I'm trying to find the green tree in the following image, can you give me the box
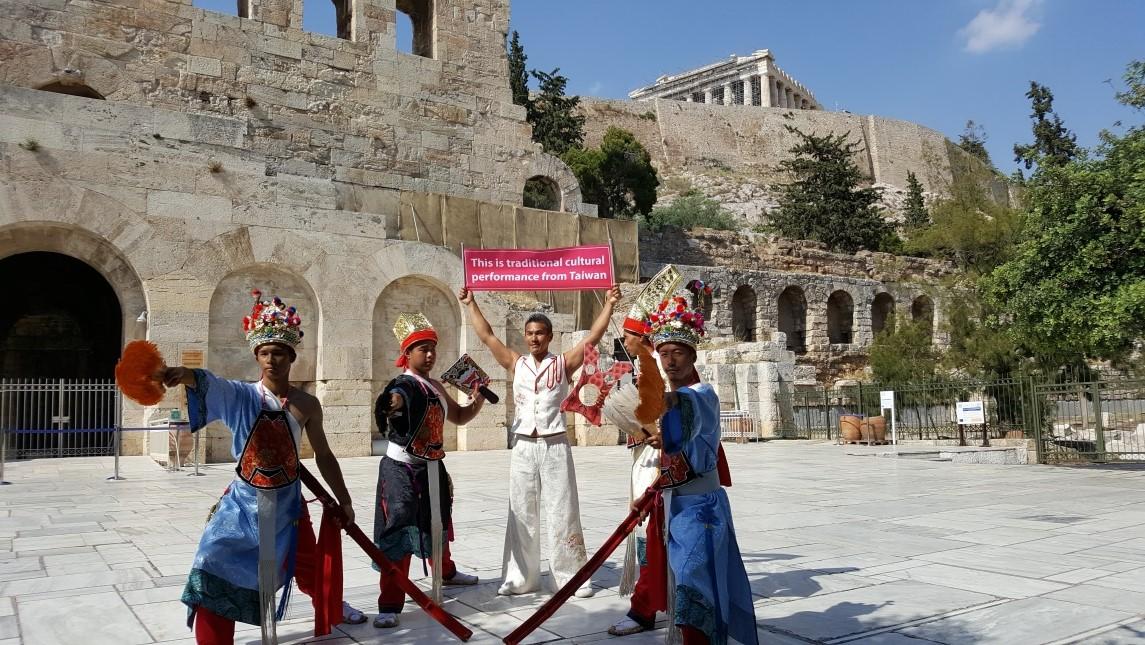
[957,120,993,169]
[902,171,929,229]
[987,61,1145,362]
[563,127,659,219]
[1013,81,1080,171]
[507,31,530,109]
[527,69,585,156]
[769,125,896,253]
[869,319,938,384]
[906,155,1021,275]
[642,190,738,231]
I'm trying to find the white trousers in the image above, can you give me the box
[500,433,590,593]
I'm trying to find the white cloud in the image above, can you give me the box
[960,0,1042,54]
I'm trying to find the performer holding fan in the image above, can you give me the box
[118,290,361,644]
[371,313,485,629]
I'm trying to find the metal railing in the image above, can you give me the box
[1035,379,1145,464]
[0,379,119,458]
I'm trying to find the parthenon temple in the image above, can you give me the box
[628,49,820,110]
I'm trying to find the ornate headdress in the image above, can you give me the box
[647,294,706,349]
[623,265,682,336]
[243,289,303,353]
[393,312,438,367]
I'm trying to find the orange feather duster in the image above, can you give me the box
[115,340,168,406]
[633,344,666,425]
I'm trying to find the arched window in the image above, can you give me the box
[827,290,854,344]
[777,286,807,354]
[731,285,756,342]
[36,82,104,100]
[523,175,561,211]
[912,294,934,343]
[396,0,434,58]
[871,292,895,336]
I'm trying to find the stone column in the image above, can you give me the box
[785,87,794,109]
[703,87,714,104]
[775,82,785,107]
[792,93,801,110]
[720,81,731,105]
[685,94,694,102]
[764,76,776,107]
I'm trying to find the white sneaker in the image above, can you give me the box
[608,617,647,636]
[372,613,400,628]
[574,584,595,598]
[443,570,478,586]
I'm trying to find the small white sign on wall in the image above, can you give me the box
[956,401,986,425]
[879,390,895,411]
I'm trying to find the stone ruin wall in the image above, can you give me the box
[641,228,955,385]
[0,0,640,460]
[578,97,1015,228]
[0,0,591,213]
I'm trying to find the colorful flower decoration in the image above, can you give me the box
[244,290,303,352]
[645,295,706,349]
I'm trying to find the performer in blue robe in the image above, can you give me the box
[647,294,758,645]
[162,290,358,644]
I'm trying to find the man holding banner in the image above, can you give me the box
[458,244,620,599]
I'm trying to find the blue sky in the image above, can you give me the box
[197,0,1142,173]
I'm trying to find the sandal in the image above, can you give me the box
[342,602,367,625]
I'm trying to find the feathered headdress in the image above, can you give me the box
[622,265,681,335]
[243,289,303,353]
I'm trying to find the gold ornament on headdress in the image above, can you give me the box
[393,312,434,343]
[622,265,682,334]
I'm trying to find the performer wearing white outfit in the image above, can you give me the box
[458,285,621,597]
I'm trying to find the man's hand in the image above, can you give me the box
[630,498,652,524]
[606,284,621,307]
[159,366,190,388]
[387,392,404,417]
[338,501,355,528]
[457,287,474,306]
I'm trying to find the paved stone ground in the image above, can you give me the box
[3,442,1145,644]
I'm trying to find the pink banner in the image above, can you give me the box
[464,245,614,291]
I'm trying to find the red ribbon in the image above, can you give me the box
[395,329,439,367]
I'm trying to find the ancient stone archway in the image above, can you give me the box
[523,175,562,211]
[0,252,121,379]
[0,222,147,350]
[396,0,435,58]
[871,292,895,337]
[911,294,934,342]
[208,265,320,383]
[731,285,757,342]
[777,286,807,354]
[522,153,588,214]
[827,290,854,344]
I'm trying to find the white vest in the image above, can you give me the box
[511,353,568,436]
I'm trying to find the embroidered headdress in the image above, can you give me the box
[647,294,706,349]
[393,312,438,367]
[622,265,681,336]
[243,289,303,353]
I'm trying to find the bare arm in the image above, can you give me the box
[564,284,621,375]
[302,403,355,527]
[439,381,485,425]
[458,287,519,372]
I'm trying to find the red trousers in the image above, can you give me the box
[377,542,458,613]
[627,494,667,629]
[193,503,341,644]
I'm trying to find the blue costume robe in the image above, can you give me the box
[180,369,303,627]
[661,383,758,645]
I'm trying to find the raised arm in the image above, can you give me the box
[458,287,519,372]
[564,284,621,374]
[302,402,355,527]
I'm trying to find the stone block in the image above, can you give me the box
[457,426,506,451]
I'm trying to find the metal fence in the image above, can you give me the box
[1035,379,1145,464]
[775,378,1031,442]
[0,379,120,459]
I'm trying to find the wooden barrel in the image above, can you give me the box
[839,415,863,442]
